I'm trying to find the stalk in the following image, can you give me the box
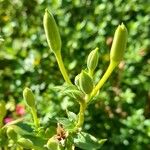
[74,101,87,131]
[55,52,72,84]
[31,107,40,129]
[90,60,118,99]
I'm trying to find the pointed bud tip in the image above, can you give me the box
[118,23,127,32]
[94,47,99,51]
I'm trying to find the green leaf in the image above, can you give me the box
[5,124,33,136]
[73,132,106,150]
[64,89,84,102]
[22,134,47,150]
[64,135,75,150]
[45,126,56,138]
[55,84,84,102]
[56,117,75,132]
[66,110,77,122]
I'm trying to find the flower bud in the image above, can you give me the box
[6,127,17,140]
[23,87,35,108]
[47,137,60,150]
[17,138,34,149]
[43,9,61,54]
[87,47,99,72]
[0,100,6,119]
[79,71,93,94]
[110,23,128,63]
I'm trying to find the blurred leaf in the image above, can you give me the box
[73,132,107,150]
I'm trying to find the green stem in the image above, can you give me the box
[75,101,87,130]
[55,52,72,84]
[31,107,40,129]
[90,60,118,99]
[0,117,3,128]
[89,69,94,77]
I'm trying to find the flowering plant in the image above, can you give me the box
[0,9,127,150]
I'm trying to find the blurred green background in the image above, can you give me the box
[0,0,150,149]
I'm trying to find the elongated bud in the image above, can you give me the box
[47,137,60,150]
[6,127,17,140]
[87,47,99,72]
[79,71,93,94]
[43,9,61,53]
[110,23,128,63]
[17,138,34,149]
[23,87,35,108]
[0,100,6,119]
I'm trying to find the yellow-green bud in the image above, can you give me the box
[47,137,60,150]
[110,23,128,63]
[0,100,6,119]
[23,87,35,108]
[6,127,17,140]
[87,47,99,72]
[43,9,61,53]
[17,138,34,149]
[79,71,93,94]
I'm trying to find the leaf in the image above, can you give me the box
[73,132,106,150]
[5,124,33,136]
[45,126,56,138]
[56,117,75,132]
[54,84,77,92]
[22,134,48,150]
[64,89,84,102]
[55,84,84,102]
[66,110,77,122]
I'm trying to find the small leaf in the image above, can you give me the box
[56,117,75,131]
[73,132,106,150]
[17,138,34,149]
[47,137,61,150]
[66,110,77,122]
[5,124,33,136]
[64,89,84,102]
[55,84,84,102]
[22,134,47,150]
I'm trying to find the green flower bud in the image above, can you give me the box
[17,138,34,149]
[43,9,61,53]
[6,127,17,140]
[110,23,128,63]
[87,47,99,72]
[47,137,60,150]
[79,71,93,94]
[0,100,6,118]
[23,87,35,108]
